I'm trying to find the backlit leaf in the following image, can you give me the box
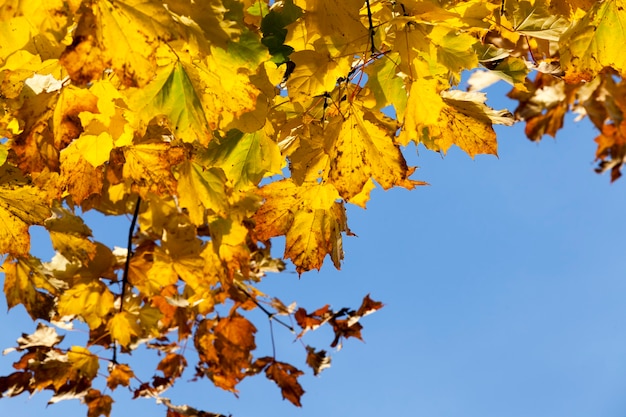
[107,312,141,348]
[305,346,331,376]
[57,278,115,329]
[107,364,134,390]
[129,62,211,144]
[68,346,99,380]
[202,129,284,191]
[265,361,304,407]
[194,314,256,392]
[560,0,626,82]
[84,389,113,417]
[254,179,349,273]
[0,165,50,255]
[3,256,58,320]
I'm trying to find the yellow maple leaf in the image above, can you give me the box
[186,48,262,131]
[68,346,100,380]
[328,105,419,200]
[404,89,513,157]
[128,242,177,296]
[107,312,142,348]
[201,129,285,191]
[77,80,134,148]
[286,50,352,101]
[3,256,60,320]
[57,278,115,329]
[428,26,479,75]
[123,142,184,197]
[0,0,69,62]
[45,205,94,263]
[560,0,626,83]
[107,364,135,390]
[0,165,50,256]
[60,0,188,86]
[287,0,368,56]
[366,53,408,118]
[400,77,445,145]
[59,142,105,204]
[128,62,211,144]
[52,85,99,149]
[164,0,242,49]
[174,161,228,225]
[254,179,349,273]
[209,217,251,274]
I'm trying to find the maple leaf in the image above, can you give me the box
[177,48,262,132]
[57,278,115,329]
[107,312,142,348]
[68,346,100,380]
[504,0,570,41]
[84,389,113,417]
[286,0,368,57]
[330,319,363,349]
[265,360,305,407]
[355,294,384,319]
[326,104,421,200]
[106,364,134,391]
[194,314,256,392]
[406,90,514,157]
[60,0,190,87]
[305,346,331,376]
[157,353,188,381]
[201,129,284,191]
[507,73,579,141]
[12,324,64,351]
[594,122,626,182]
[286,50,352,102]
[0,1,70,62]
[123,142,185,197]
[0,371,33,398]
[164,0,242,49]
[560,0,626,83]
[174,161,228,225]
[0,165,50,256]
[52,85,99,150]
[294,305,332,336]
[254,179,349,273]
[128,62,211,144]
[45,205,98,265]
[3,256,59,320]
[366,53,408,118]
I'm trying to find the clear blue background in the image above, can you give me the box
[3,82,626,417]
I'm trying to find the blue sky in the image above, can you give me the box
[3,82,626,417]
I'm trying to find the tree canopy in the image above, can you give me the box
[0,0,624,416]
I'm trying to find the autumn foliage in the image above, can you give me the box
[0,0,625,415]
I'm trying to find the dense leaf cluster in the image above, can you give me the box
[0,0,624,415]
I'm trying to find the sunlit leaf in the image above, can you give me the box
[265,360,304,407]
[107,364,134,390]
[254,179,349,273]
[0,165,50,256]
[560,0,626,82]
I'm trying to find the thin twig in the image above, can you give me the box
[365,0,376,55]
[113,196,142,363]
[235,283,295,332]
[269,319,276,359]
[120,197,141,312]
